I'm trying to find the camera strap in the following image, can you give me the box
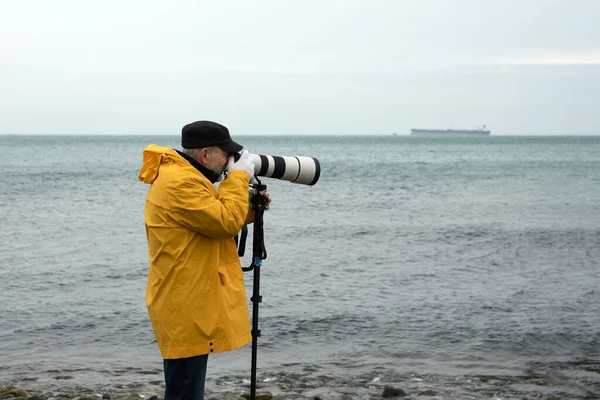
[236,224,248,257]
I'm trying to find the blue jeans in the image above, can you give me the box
[163,354,209,400]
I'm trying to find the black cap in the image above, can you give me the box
[181,121,243,153]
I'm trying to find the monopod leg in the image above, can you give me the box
[243,181,267,400]
[249,259,262,400]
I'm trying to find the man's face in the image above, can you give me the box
[203,146,230,175]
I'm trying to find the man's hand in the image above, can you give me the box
[249,189,272,210]
[228,150,255,178]
[258,190,271,210]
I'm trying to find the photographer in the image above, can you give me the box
[138,120,271,400]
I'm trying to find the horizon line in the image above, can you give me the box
[1,133,599,137]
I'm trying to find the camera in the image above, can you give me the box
[231,152,320,185]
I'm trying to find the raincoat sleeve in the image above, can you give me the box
[169,170,252,238]
[246,209,256,224]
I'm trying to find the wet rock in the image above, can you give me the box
[1,388,29,398]
[381,386,407,398]
[240,394,273,400]
[417,390,437,396]
[26,396,45,400]
[116,395,141,400]
[101,395,110,400]
[145,396,158,400]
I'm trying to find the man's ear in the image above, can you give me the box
[199,148,209,163]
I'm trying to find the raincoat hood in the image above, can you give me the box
[138,144,183,185]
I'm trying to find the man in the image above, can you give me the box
[138,120,271,400]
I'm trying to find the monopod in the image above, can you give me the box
[238,179,268,400]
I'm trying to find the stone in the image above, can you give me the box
[114,394,140,400]
[381,386,408,398]
[240,394,273,400]
[2,388,29,398]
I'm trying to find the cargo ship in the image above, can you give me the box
[410,125,491,136]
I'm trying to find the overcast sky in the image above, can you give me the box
[1,0,599,135]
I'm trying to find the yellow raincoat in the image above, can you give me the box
[138,144,253,359]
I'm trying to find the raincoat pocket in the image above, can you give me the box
[218,262,247,312]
